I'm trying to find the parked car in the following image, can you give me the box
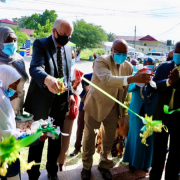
[145,52,166,62]
[135,52,145,63]
[127,52,135,61]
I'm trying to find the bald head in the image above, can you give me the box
[168,50,173,58]
[174,41,180,54]
[52,19,73,47]
[112,39,128,53]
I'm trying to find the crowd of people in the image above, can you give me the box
[0,18,180,180]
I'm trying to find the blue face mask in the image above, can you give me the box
[173,53,180,65]
[145,65,154,71]
[114,53,127,64]
[2,42,17,56]
[4,88,16,98]
[71,59,75,67]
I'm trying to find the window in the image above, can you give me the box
[152,53,160,56]
[146,53,151,56]
[144,43,146,46]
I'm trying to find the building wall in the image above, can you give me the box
[0,22,18,28]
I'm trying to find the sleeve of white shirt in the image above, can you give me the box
[123,77,129,86]
[166,79,171,87]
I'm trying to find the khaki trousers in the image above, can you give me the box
[82,104,119,170]
[57,115,75,165]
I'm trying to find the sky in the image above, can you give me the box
[1,0,180,43]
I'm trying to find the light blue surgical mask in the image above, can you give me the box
[114,53,127,64]
[173,53,180,65]
[145,65,154,71]
[2,42,17,56]
[4,88,16,98]
[71,59,75,67]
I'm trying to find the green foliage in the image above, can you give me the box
[13,9,57,30]
[107,32,115,42]
[11,27,30,52]
[13,16,28,28]
[34,19,53,38]
[81,48,105,60]
[71,19,107,50]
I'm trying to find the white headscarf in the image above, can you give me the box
[0,65,21,138]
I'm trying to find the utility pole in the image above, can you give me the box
[134,26,136,49]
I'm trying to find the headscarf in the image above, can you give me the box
[0,26,28,81]
[143,57,156,72]
[0,65,21,138]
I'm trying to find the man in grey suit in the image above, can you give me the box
[24,19,75,180]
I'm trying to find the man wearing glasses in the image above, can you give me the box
[81,39,154,180]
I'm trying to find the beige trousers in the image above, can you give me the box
[82,104,119,170]
[57,115,75,165]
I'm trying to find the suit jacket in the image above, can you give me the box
[24,35,72,120]
[151,60,180,121]
[83,55,133,122]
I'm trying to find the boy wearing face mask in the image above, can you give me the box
[149,42,180,180]
[81,39,154,180]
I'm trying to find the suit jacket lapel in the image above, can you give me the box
[110,57,118,76]
[47,35,59,74]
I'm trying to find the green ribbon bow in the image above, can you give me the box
[36,123,59,139]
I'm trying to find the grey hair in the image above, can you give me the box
[53,19,73,31]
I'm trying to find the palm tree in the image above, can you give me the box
[107,32,115,42]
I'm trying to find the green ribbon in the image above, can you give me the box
[164,105,180,114]
[0,131,42,158]
[57,77,64,95]
[82,77,163,130]
[36,123,59,139]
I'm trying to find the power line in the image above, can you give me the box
[8,0,180,14]
[155,22,180,37]
[0,6,174,18]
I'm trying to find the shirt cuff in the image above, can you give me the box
[123,77,128,86]
[166,79,171,87]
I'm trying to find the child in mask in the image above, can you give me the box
[0,26,30,122]
[0,65,21,180]
[57,49,83,171]
[123,57,158,173]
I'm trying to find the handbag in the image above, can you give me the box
[118,110,129,137]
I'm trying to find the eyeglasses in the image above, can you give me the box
[112,47,127,55]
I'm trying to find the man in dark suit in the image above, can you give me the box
[24,19,75,180]
[149,42,180,180]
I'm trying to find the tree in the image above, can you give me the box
[107,32,115,42]
[13,9,58,30]
[34,19,53,39]
[11,26,30,51]
[12,16,28,28]
[70,19,107,50]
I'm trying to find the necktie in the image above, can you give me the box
[57,47,64,78]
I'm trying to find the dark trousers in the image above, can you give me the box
[74,110,85,151]
[27,94,68,180]
[149,112,180,180]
